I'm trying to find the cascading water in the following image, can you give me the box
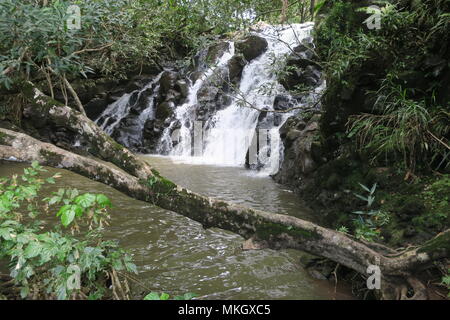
[95,72,164,149]
[96,22,321,177]
[157,43,236,156]
[161,22,317,175]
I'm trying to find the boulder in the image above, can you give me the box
[206,42,231,63]
[279,38,322,91]
[159,70,178,94]
[227,55,246,84]
[273,113,325,186]
[235,35,268,62]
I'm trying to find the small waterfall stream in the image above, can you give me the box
[161,22,316,175]
[95,72,164,150]
[96,22,320,177]
[157,43,236,156]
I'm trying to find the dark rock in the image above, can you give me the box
[404,225,417,238]
[325,173,342,190]
[227,55,246,84]
[206,42,231,63]
[273,114,323,186]
[395,70,427,91]
[159,71,178,94]
[155,101,174,120]
[308,269,328,280]
[279,37,322,91]
[235,35,268,62]
[273,95,298,111]
[175,80,189,99]
[85,98,109,120]
[397,200,425,221]
[281,64,322,91]
[124,81,142,93]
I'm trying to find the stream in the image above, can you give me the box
[0,160,354,300]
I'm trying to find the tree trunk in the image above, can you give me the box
[19,81,153,181]
[1,127,448,300]
[310,0,315,19]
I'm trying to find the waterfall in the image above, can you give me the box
[157,43,236,156]
[96,22,320,177]
[161,22,316,175]
[95,71,164,145]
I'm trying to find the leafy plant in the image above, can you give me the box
[348,80,449,171]
[350,183,390,242]
[0,162,136,300]
[337,226,349,234]
[144,292,198,301]
[442,269,450,298]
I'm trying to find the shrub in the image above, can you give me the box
[0,162,137,300]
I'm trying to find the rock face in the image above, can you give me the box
[48,67,161,122]
[235,35,268,62]
[279,37,322,91]
[272,35,325,189]
[111,86,158,150]
[96,39,249,154]
[273,113,325,187]
[142,70,188,152]
[227,55,246,84]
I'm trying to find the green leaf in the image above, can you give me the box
[0,227,13,240]
[20,286,30,299]
[61,209,76,227]
[74,193,96,208]
[125,262,138,274]
[46,177,56,184]
[144,292,161,300]
[57,205,70,217]
[57,204,83,226]
[159,292,170,300]
[95,194,112,208]
[354,193,369,202]
[24,241,42,259]
[183,293,198,300]
[31,161,40,170]
[358,183,371,193]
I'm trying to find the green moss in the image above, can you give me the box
[215,201,229,208]
[0,132,13,145]
[155,177,176,194]
[417,231,450,254]
[151,168,161,177]
[256,222,320,241]
[39,149,64,166]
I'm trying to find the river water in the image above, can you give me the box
[0,160,354,300]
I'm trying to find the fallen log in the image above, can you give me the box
[19,81,153,181]
[1,127,448,300]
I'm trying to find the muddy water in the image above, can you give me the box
[142,156,317,220]
[0,161,354,300]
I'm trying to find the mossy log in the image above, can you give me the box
[1,127,449,300]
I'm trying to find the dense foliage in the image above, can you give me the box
[0,162,136,300]
[0,0,317,87]
[315,0,450,172]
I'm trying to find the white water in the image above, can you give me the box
[95,72,164,136]
[96,23,318,177]
[157,43,235,155]
[164,22,315,175]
